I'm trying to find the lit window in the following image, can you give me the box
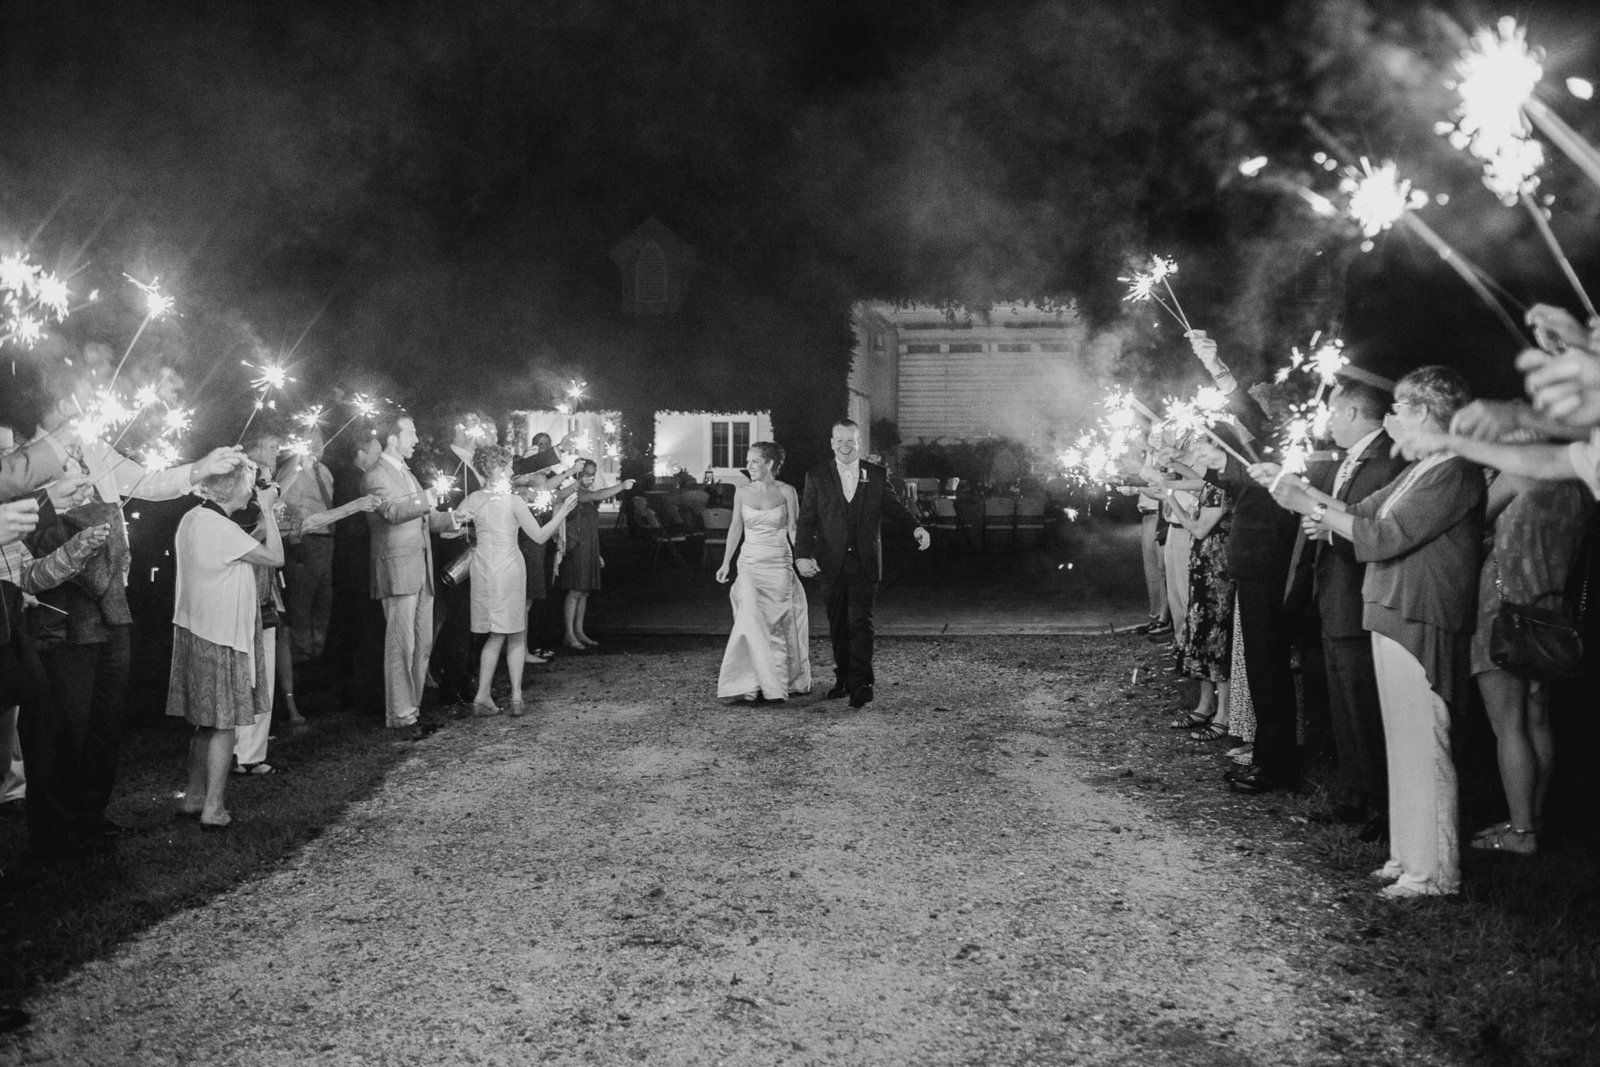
[710,420,753,468]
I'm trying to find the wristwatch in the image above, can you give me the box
[1309,502,1328,524]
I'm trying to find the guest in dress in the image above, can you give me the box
[167,463,285,829]
[557,459,635,651]
[715,442,812,702]
[1467,474,1591,854]
[516,432,564,663]
[1268,366,1484,899]
[1169,437,1234,739]
[455,446,576,717]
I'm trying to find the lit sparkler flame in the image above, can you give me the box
[296,406,324,429]
[1441,18,1545,205]
[430,474,457,498]
[351,394,377,418]
[246,361,291,393]
[566,380,586,400]
[1309,338,1348,384]
[35,273,71,320]
[163,407,192,435]
[1339,159,1429,246]
[141,442,183,471]
[1238,156,1269,178]
[125,274,175,320]
[285,437,313,459]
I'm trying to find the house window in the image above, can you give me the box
[905,342,941,354]
[635,242,667,304]
[947,342,983,353]
[711,419,753,468]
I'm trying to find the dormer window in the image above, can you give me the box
[635,242,667,305]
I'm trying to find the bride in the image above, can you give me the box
[715,441,812,701]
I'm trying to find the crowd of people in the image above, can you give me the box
[1125,306,1600,900]
[0,373,640,858]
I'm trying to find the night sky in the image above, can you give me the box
[2,0,1597,459]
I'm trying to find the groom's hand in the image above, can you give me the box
[796,558,820,578]
[912,527,931,551]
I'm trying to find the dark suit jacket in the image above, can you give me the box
[794,461,919,583]
[1211,455,1299,582]
[1313,432,1407,638]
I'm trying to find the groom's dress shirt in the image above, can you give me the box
[837,461,859,503]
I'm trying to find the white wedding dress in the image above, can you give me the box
[716,504,812,700]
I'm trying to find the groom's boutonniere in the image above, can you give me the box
[859,467,868,483]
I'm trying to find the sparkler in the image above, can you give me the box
[1442,19,1597,319]
[295,405,324,430]
[103,274,174,394]
[430,474,457,499]
[324,394,379,447]
[1339,159,1430,249]
[236,359,296,444]
[1119,255,1192,333]
[1,251,73,349]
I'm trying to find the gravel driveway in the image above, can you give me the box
[8,637,1456,1065]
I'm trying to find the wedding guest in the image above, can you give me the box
[455,445,576,716]
[328,428,387,719]
[558,459,635,650]
[0,423,26,815]
[168,463,284,829]
[1189,333,1302,797]
[516,432,564,663]
[233,427,294,773]
[2,507,112,860]
[1304,379,1406,833]
[362,413,460,735]
[432,412,491,707]
[1271,366,1483,899]
[1469,475,1591,854]
[278,424,337,670]
[1168,436,1234,739]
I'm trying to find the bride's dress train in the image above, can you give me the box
[717,504,812,700]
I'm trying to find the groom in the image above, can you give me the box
[795,419,930,708]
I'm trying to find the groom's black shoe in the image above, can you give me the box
[826,683,849,700]
[849,685,873,709]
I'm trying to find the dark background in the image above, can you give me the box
[2,0,1597,471]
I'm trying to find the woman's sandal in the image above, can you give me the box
[1168,710,1214,730]
[1471,826,1537,854]
[1190,722,1229,741]
[508,700,527,718]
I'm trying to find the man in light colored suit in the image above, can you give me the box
[362,413,458,732]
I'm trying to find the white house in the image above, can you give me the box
[514,408,624,484]
[849,301,1122,453]
[653,410,773,484]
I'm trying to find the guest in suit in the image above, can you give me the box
[794,419,930,709]
[1188,334,1303,795]
[1271,366,1484,899]
[362,413,459,733]
[1270,379,1406,831]
[431,413,491,706]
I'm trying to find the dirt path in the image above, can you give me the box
[11,638,1453,1066]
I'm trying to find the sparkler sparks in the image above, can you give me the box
[1339,159,1429,249]
[1,252,74,348]
[1439,18,1546,205]
[430,474,457,498]
[124,274,175,320]
[1119,255,1192,332]
[296,406,325,429]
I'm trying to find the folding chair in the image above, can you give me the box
[701,507,733,565]
[983,496,1016,553]
[1015,493,1046,550]
[631,498,686,565]
[930,496,973,550]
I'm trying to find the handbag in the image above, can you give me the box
[442,545,474,587]
[1488,558,1585,681]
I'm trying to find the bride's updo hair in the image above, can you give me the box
[749,441,783,474]
[473,444,513,477]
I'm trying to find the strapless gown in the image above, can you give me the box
[717,504,812,700]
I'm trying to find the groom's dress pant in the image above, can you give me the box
[822,552,875,694]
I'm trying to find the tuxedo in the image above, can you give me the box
[363,454,456,726]
[794,460,920,701]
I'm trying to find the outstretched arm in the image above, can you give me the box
[515,494,578,544]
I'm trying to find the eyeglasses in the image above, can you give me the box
[1390,399,1420,416]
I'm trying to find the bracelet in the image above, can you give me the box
[1309,502,1328,524]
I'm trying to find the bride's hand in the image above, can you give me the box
[715,562,730,583]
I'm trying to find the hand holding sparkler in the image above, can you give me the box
[0,499,40,547]
[44,474,95,511]
[1518,345,1600,427]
